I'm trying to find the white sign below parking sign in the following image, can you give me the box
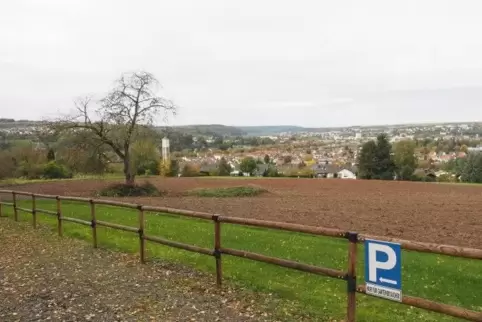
[365,239,402,302]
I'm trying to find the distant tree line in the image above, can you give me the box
[414,137,476,154]
[0,72,177,185]
[357,134,482,184]
[358,134,425,181]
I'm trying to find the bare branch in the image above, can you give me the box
[49,71,176,185]
[73,95,93,124]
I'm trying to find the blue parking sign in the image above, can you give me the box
[364,239,402,301]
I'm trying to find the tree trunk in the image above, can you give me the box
[123,154,135,186]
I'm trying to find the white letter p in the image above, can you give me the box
[368,243,396,283]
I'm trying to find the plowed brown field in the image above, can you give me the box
[4,178,482,248]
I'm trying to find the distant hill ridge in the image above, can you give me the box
[161,124,247,136]
[0,119,309,136]
[2,119,480,136]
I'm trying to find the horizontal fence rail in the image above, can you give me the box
[60,216,91,226]
[96,220,139,233]
[219,216,347,238]
[356,285,482,321]
[144,234,215,256]
[0,189,481,322]
[359,234,482,260]
[221,247,347,279]
[35,209,58,216]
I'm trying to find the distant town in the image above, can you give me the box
[1,118,481,182]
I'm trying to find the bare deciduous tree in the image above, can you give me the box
[54,71,176,185]
[32,124,58,151]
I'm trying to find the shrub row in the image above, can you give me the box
[15,161,72,180]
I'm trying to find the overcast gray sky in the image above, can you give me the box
[1,0,482,127]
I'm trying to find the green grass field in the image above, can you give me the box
[0,199,480,321]
[186,186,267,197]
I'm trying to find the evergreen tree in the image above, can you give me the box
[373,134,395,180]
[358,134,395,180]
[357,140,377,179]
[461,153,482,183]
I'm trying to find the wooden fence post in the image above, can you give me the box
[90,199,97,248]
[12,192,18,221]
[138,205,145,264]
[213,214,222,287]
[346,232,358,322]
[56,196,62,237]
[32,194,37,229]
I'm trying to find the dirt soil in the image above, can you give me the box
[0,219,287,322]
[3,177,482,248]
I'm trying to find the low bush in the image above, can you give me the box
[422,175,436,182]
[16,161,45,179]
[181,164,199,177]
[97,181,162,197]
[411,175,436,182]
[0,152,16,179]
[136,160,160,176]
[186,186,267,197]
[43,161,73,179]
[263,166,281,177]
[437,174,457,183]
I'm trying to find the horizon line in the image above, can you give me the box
[1,118,480,129]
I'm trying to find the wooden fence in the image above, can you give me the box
[0,189,481,322]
